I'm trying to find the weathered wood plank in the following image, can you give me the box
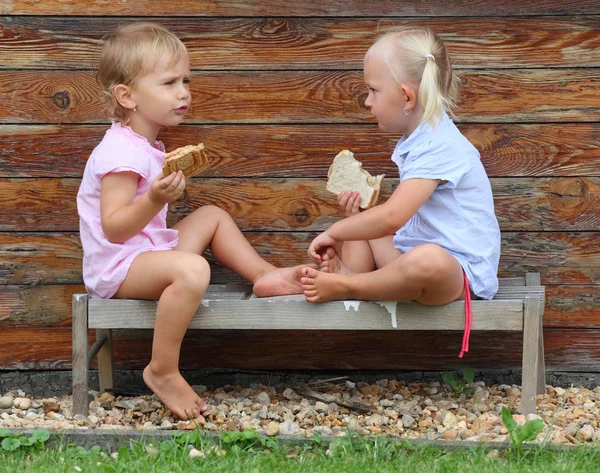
[2,124,599,179]
[3,232,600,287]
[1,70,599,124]
[4,0,597,16]
[1,327,600,371]
[2,17,599,70]
[0,284,81,327]
[1,178,599,232]
[88,297,525,331]
[0,282,595,329]
[0,232,82,285]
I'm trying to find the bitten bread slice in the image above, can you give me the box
[326,150,384,209]
[162,142,208,178]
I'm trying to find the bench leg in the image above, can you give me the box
[521,297,542,415]
[536,313,546,394]
[525,272,546,394]
[96,329,115,393]
[72,294,90,417]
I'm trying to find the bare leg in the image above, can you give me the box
[301,244,465,305]
[173,205,312,296]
[114,251,210,419]
[322,236,400,274]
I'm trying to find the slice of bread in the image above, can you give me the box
[162,142,208,178]
[326,150,384,209]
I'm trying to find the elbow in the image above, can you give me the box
[101,221,126,244]
[380,205,406,236]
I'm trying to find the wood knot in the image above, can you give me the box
[293,207,310,224]
[52,91,71,110]
[548,178,591,216]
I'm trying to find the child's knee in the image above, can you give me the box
[404,244,459,280]
[197,205,232,222]
[174,255,211,293]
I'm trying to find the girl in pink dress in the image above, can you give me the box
[77,23,308,419]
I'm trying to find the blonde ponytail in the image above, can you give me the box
[366,27,460,129]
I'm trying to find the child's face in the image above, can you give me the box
[130,53,191,129]
[363,51,410,134]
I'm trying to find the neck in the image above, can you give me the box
[403,109,424,138]
[126,113,160,146]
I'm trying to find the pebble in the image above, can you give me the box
[0,381,596,445]
[256,392,271,406]
[280,421,301,435]
[0,396,14,409]
[402,415,416,428]
[13,397,31,410]
[265,421,280,436]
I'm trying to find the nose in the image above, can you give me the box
[364,92,372,109]
[178,83,189,101]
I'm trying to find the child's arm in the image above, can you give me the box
[309,178,440,261]
[100,170,185,243]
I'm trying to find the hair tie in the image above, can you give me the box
[425,54,435,62]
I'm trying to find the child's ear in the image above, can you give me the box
[113,84,136,111]
[401,84,417,113]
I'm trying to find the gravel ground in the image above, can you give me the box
[1,380,599,445]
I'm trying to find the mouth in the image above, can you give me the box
[174,105,189,113]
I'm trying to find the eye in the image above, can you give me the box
[164,80,175,86]
[369,87,377,94]
[183,78,191,85]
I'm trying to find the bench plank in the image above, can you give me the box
[88,297,525,331]
[10,282,600,330]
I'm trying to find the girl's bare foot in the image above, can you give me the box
[143,364,207,420]
[321,249,354,275]
[300,266,352,302]
[253,264,317,297]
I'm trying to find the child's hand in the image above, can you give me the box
[307,231,341,263]
[338,191,361,217]
[149,171,186,205]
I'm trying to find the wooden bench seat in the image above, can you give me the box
[72,272,545,417]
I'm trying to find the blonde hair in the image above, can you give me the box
[365,27,460,128]
[96,22,188,124]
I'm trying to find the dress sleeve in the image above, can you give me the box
[400,140,475,190]
[92,136,150,180]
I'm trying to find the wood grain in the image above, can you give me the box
[2,17,599,70]
[1,279,597,328]
[3,232,600,287]
[1,178,599,232]
[2,124,599,179]
[2,327,600,371]
[2,284,598,329]
[1,70,599,124]
[4,0,598,16]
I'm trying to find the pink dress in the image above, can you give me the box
[77,123,179,298]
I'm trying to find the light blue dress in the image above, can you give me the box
[391,112,501,299]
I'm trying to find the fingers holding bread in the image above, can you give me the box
[338,190,361,217]
[162,142,209,178]
[326,150,384,209]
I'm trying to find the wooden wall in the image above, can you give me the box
[1,1,600,373]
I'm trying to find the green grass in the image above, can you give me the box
[2,429,600,473]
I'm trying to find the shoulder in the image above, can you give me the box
[88,125,151,179]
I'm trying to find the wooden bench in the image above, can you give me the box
[72,272,545,417]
